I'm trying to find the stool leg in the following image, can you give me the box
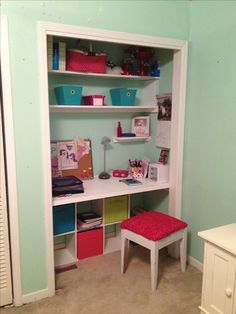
[121,230,127,274]
[150,242,159,291]
[180,228,187,272]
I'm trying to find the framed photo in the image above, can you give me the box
[132,116,150,137]
[158,149,169,165]
[156,93,172,121]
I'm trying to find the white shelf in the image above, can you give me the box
[104,221,123,227]
[49,105,158,113]
[48,69,159,81]
[54,248,77,268]
[53,230,75,238]
[52,176,169,206]
[113,136,151,143]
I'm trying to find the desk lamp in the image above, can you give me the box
[99,136,111,179]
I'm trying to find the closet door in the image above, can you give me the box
[0,108,12,306]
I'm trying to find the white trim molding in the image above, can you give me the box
[22,288,49,304]
[0,15,22,306]
[188,255,203,272]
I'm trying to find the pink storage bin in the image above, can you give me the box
[77,227,103,259]
[66,49,107,73]
[82,95,105,106]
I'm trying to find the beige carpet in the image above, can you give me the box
[1,247,202,314]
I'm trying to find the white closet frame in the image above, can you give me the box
[0,15,22,306]
[38,21,188,298]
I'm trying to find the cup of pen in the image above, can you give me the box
[129,159,143,179]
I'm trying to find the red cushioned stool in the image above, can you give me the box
[120,211,188,291]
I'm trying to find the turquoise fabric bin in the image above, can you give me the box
[55,85,83,105]
[110,88,137,106]
[53,204,75,235]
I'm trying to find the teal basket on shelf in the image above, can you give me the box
[55,85,83,105]
[110,88,137,106]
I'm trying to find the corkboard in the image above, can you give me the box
[51,138,93,180]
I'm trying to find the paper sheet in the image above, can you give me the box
[156,121,171,148]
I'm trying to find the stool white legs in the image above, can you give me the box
[121,228,187,291]
[150,242,159,291]
[180,228,187,272]
[121,232,128,274]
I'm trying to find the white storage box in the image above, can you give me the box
[148,163,169,182]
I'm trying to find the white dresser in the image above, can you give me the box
[198,223,236,314]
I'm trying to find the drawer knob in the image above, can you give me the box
[225,288,232,298]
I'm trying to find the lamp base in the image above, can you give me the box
[98,172,111,179]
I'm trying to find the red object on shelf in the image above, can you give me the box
[66,49,107,73]
[117,121,122,137]
[82,95,105,106]
[112,170,129,178]
[77,228,103,259]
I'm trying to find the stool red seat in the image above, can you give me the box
[120,211,188,291]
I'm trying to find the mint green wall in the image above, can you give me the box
[182,1,236,261]
[1,1,189,295]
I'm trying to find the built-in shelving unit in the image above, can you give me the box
[39,21,188,294]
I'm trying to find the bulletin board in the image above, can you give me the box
[51,137,93,180]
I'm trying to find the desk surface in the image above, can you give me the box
[52,176,169,206]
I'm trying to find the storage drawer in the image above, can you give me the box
[77,227,103,259]
[53,204,75,235]
[104,195,128,224]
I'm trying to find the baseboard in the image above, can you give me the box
[188,255,203,272]
[22,288,50,304]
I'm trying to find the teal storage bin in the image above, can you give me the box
[110,88,137,106]
[53,204,75,235]
[55,85,83,105]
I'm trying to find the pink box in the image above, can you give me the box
[82,95,105,106]
[77,228,103,259]
[66,49,107,73]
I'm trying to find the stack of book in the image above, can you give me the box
[77,212,102,232]
[47,36,66,71]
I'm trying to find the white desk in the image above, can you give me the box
[52,176,169,206]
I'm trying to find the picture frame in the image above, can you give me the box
[132,116,150,137]
[156,93,172,121]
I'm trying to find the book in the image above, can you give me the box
[59,42,66,71]
[77,212,102,223]
[47,35,53,70]
[77,220,102,229]
[53,42,59,70]
[119,178,142,186]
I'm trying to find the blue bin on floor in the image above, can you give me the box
[110,88,137,106]
[53,204,75,235]
[55,85,83,105]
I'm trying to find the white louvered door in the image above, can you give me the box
[0,108,12,306]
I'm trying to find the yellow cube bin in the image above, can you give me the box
[104,195,128,224]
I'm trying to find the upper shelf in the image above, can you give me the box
[48,70,160,81]
[49,105,158,113]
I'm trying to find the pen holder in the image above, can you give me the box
[130,166,143,179]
